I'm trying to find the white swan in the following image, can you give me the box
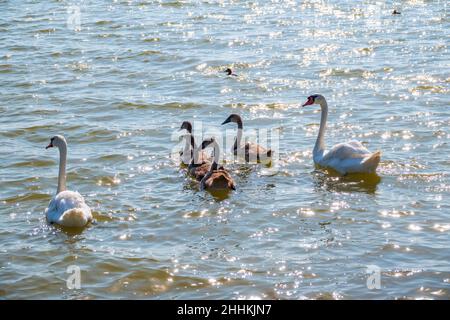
[302,94,381,175]
[45,135,92,227]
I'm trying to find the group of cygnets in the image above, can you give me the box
[179,113,273,192]
[44,93,382,228]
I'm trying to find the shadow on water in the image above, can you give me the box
[182,178,200,191]
[205,189,233,201]
[312,167,381,194]
[52,223,91,236]
[232,164,255,181]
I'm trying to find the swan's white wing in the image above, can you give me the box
[46,190,92,227]
[56,190,89,212]
[347,140,368,150]
[318,141,380,174]
[45,197,57,216]
[323,141,370,161]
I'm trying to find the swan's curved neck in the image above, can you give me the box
[57,142,67,194]
[183,134,192,160]
[210,141,220,171]
[233,119,243,150]
[190,135,204,165]
[314,99,328,156]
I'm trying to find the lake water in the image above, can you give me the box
[0,0,449,299]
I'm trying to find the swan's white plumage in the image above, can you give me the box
[305,95,381,175]
[321,141,369,161]
[45,190,92,227]
[44,135,92,228]
[317,148,381,175]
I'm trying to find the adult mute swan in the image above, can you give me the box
[45,135,92,227]
[199,138,236,191]
[221,114,272,164]
[302,94,381,175]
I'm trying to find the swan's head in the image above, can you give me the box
[200,137,216,150]
[302,94,325,107]
[179,121,192,133]
[46,135,66,149]
[221,114,242,125]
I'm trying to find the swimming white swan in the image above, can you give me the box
[302,94,381,175]
[45,135,92,227]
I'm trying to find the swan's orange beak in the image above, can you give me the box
[302,97,314,107]
[45,143,53,149]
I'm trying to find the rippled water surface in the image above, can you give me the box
[0,0,449,299]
